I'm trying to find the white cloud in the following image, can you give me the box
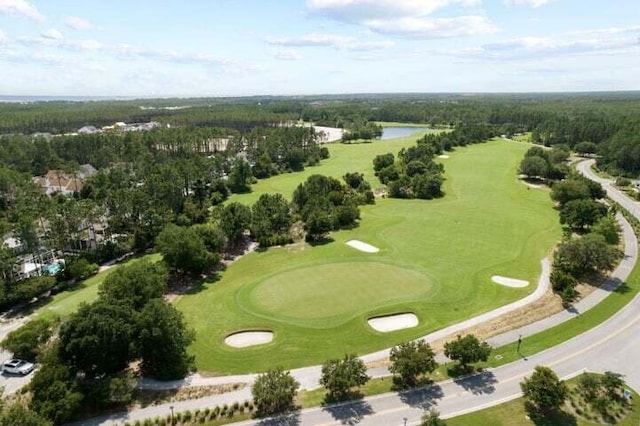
[0,0,44,21]
[504,0,550,7]
[0,29,6,43]
[449,25,640,60]
[266,33,394,51]
[365,15,497,38]
[274,49,302,61]
[64,16,93,31]
[307,0,480,20]
[41,29,63,40]
[19,35,103,51]
[306,0,496,39]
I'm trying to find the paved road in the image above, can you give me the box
[577,159,640,217]
[79,160,640,425]
[0,316,33,396]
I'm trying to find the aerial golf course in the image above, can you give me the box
[175,134,562,374]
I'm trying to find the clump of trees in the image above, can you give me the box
[155,224,220,275]
[519,146,569,181]
[1,317,58,361]
[319,354,369,401]
[517,147,620,307]
[389,340,438,388]
[292,174,372,241]
[443,334,491,373]
[373,143,444,200]
[548,173,619,306]
[341,120,383,142]
[521,366,568,413]
[578,372,626,417]
[252,367,300,417]
[250,193,293,247]
[25,259,194,423]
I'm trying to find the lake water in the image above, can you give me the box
[380,127,429,140]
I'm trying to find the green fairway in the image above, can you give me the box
[232,131,432,205]
[176,137,562,374]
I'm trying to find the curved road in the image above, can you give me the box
[78,159,640,425]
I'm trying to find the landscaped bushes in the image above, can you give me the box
[0,276,57,310]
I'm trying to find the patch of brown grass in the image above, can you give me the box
[134,383,245,408]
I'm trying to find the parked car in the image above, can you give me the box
[2,359,35,375]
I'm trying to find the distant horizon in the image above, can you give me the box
[1,0,639,96]
[2,89,640,103]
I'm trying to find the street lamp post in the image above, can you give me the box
[404,417,408,426]
[170,405,174,425]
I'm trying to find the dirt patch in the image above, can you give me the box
[135,383,245,408]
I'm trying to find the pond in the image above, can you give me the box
[380,126,429,140]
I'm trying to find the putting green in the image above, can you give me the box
[246,262,433,322]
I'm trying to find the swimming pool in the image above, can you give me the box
[42,261,64,275]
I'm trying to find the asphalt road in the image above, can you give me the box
[78,159,640,425]
[0,317,33,396]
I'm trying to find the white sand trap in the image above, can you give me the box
[225,331,274,348]
[368,313,418,332]
[491,275,529,288]
[346,240,379,253]
[438,155,450,159]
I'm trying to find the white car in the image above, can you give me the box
[2,359,35,375]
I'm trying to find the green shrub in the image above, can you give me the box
[615,177,631,187]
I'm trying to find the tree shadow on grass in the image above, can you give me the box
[398,383,444,411]
[446,363,475,379]
[255,410,301,426]
[524,401,578,426]
[307,236,335,247]
[321,397,374,425]
[452,370,498,395]
[391,375,435,392]
[613,282,630,294]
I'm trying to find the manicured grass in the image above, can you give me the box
[34,253,162,321]
[177,138,561,374]
[243,262,432,324]
[447,374,640,426]
[231,132,431,205]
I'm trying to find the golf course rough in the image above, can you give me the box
[176,137,562,373]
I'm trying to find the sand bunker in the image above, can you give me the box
[346,240,379,253]
[368,313,418,332]
[521,180,543,189]
[224,331,274,348]
[438,155,450,159]
[491,275,529,288]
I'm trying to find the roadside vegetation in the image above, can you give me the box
[448,370,639,426]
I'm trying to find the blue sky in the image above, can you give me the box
[0,0,638,96]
